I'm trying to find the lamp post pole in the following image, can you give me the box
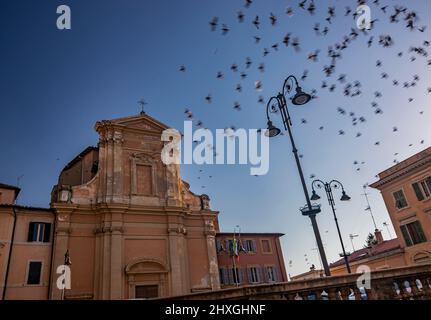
[311,179,352,273]
[265,75,331,277]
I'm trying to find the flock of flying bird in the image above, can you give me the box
[173,0,430,188]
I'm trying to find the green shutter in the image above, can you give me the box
[227,268,234,284]
[43,223,51,243]
[27,222,35,242]
[412,183,425,201]
[426,177,431,195]
[401,225,412,247]
[262,266,269,282]
[215,240,221,252]
[273,266,279,282]
[238,268,244,284]
[412,221,427,243]
[247,267,253,283]
[220,268,229,285]
[251,240,257,253]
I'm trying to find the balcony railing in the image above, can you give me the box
[161,264,431,300]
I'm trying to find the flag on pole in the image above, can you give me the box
[233,238,240,262]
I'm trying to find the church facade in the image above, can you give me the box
[1,113,221,299]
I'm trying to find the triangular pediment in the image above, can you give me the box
[109,113,170,132]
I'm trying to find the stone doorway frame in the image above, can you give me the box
[125,258,169,299]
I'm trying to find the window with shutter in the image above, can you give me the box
[265,266,277,282]
[219,268,227,285]
[28,222,51,243]
[244,240,256,253]
[420,181,430,198]
[401,220,427,246]
[401,225,413,247]
[248,267,260,283]
[223,268,229,285]
[251,240,257,253]
[229,267,241,284]
[227,268,234,284]
[393,190,408,209]
[238,268,244,284]
[27,222,35,242]
[410,221,427,244]
[412,178,431,201]
[257,267,263,283]
[273,267,279,282]
[261,266,268,282]
[226,240,235,255]
[247,267,252,283]
[426,177,431,194]
[216,240,222,253]
[43,223,51,243]
[412,183,425,201]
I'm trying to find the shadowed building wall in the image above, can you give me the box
[370,146,431,266]
[1,113,221,300]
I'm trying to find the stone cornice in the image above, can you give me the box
[370,157,431,189]
[199,210,220,217]
[95,121,163,137]
[51,201,219,217]
[51,202,190,214]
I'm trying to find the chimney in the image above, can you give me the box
[374,229,384,244]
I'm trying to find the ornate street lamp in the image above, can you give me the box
[311,179,352,273]
[265,75,331,276]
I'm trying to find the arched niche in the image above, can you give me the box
[412,251,431,264]
[125,258,169,299]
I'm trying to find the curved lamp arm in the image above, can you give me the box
[329,179,351,201]
[329,179,345,192]
[266,96,281,121]
[311,179,325,192]
[282,75,300,97]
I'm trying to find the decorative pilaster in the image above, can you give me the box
[106,130,114,202]
[165,163,182,207]
[110,224,124,299]
[112,131,124,203]
[167,222,188,295]
[100,221,112,299]
[50,211,72,300]
[204,220,220,290]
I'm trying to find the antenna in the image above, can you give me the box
[349,234,359,252]
[14,174,24,205]
[138,98,147,115]
[383,222,393,239]
[362,185,378,230]
[17,174,24,188]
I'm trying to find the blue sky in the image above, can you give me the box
[1,0,430,276]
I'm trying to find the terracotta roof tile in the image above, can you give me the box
[330,239,401,267]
